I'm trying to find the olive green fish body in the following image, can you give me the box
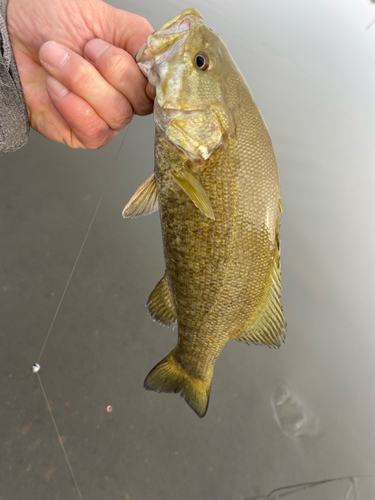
[123,8,286,417]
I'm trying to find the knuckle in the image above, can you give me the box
[70,64,96,90]
[76,107,109,148]
[109,96,133,130]
[135,98,154,117]
[106,51,128,76]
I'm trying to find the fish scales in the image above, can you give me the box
[123,8,286,417]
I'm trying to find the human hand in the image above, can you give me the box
[7,0,155,148]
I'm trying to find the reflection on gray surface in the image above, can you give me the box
[271,383,319,438]
[1,0,375,499]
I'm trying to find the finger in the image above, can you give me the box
[146,82,156,101]
[8,54,85,148]
[40,41,133,131]
[45,75,115,148]
[84,39,153,116]
[104,8,154,58]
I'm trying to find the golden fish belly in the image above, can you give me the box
[155,105,281,382]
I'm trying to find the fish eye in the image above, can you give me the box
[195,53,210,71]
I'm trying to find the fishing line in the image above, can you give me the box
[31,129,128,500]
[37,372,84,500]
[36,128,129,364]
[31,78,150,499]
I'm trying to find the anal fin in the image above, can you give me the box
[147,271,177,327]
[122,172,158,218]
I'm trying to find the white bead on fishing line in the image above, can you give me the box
[31,363,40,373]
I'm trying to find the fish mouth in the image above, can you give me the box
[136,8,204,85]
[157,7,203,32]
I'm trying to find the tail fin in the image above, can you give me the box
[144,350,212,418]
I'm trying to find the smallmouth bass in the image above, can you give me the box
[123,8,286,418]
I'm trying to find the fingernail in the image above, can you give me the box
[41,41,70,67]
[84,39,109,63]
[46,76,69,97]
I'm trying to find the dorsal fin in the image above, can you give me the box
[122,172,158,218]
[147,272,177,327]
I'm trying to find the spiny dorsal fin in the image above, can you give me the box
[147,271,177,327]
[236,239,286,347]
[122,172,158,218]
[171,165,215,220]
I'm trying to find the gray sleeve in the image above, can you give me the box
[0,0,30,153]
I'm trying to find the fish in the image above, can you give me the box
[123,8,286,418]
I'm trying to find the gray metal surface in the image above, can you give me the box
[1,1,374,499]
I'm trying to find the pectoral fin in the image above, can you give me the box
[122,172,158,218]
[147,272,177,327]
[172,165,215,220]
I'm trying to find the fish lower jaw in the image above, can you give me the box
[137,60,157,86]
[156,103,210,114]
